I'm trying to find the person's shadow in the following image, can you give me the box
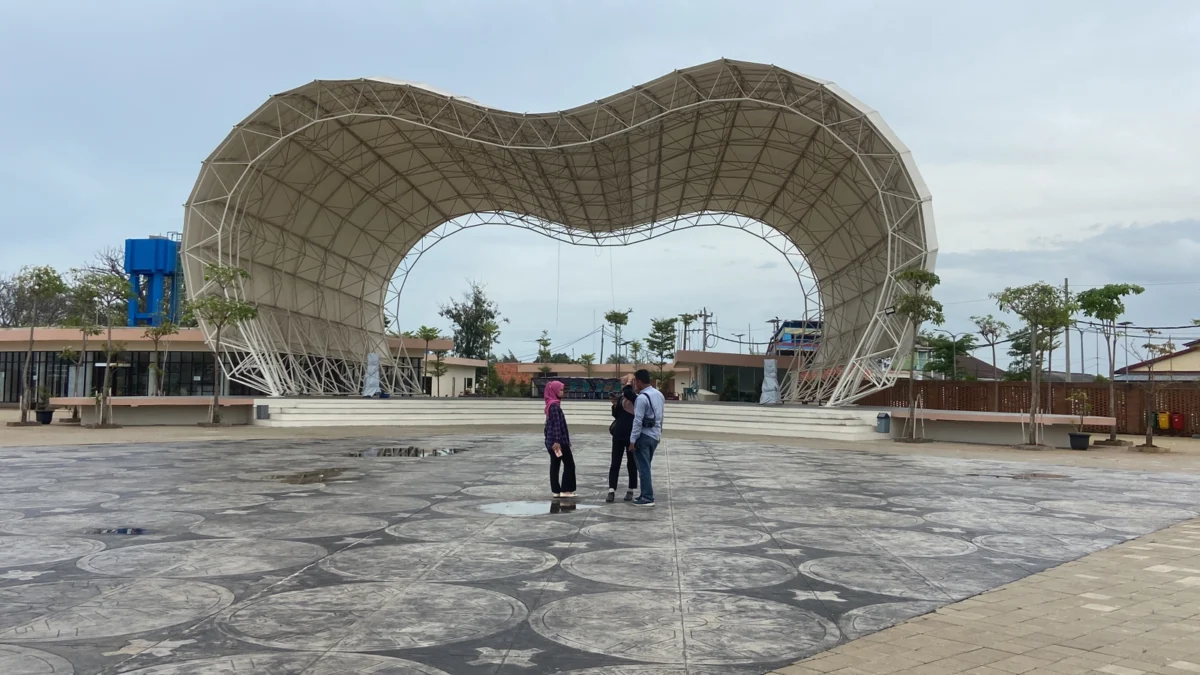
[549,501,577,514]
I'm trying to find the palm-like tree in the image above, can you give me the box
[414,325,442,388]
[629,340,642,366]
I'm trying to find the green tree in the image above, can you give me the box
[678,313,699,351]
[922,333,977,380]
[78,271,130,426]
[1003,327,1059,381]
[550,353,573,364]
[992,282,1077,445]
[61,276,103,420]
[183,264,258,424]
[605,309,631,378]
[426,350,448,396]
[1076,283,1145,442]
[629,340,642,367]
[535,330,553,363]
[606,353,630,365]
[499,350,520,363]
[893,268,944,440]
[645,317,677,390]
[143,312,180,397]
[578,353,596,377]
[413,325,443,387]
[971,314,1009,411]
[483,362,503,396]
[11,266,69,424]
[439,281,505,360]
[1140,333,1176,448]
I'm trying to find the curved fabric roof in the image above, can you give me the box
[183,59,935,403]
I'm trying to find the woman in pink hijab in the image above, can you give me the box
[543,380,576,498]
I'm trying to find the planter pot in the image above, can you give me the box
[34,409,55,425]
[1067,432,1091,451]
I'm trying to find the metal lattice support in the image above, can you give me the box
[182,59,936,406]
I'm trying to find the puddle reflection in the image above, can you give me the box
[477,500,603,516]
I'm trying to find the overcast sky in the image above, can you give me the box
[1,1,1197,368]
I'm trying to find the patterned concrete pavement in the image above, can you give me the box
[0,432,1198,674]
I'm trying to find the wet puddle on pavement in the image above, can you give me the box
[477,500,603,516]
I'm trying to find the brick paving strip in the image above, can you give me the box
[774,519,1200,675]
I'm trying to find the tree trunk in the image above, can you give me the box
[1145,369,1155,447]
[990,342,999,412]
[907,324,918,440]
[210,327,222,424]
[101,321,114,426]
[1106,327,1117,441]
[20,299,37,423]
[1028,323,1040,445]
[150,344,160,396]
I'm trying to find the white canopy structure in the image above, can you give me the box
[183,59,936,405]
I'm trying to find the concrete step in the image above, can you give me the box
[253,397,882,442]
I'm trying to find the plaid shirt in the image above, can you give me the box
[544,402,571,450]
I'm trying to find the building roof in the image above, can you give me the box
[1116,340,1200,375]
[182,59,935,404]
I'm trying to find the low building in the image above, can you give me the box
[422,356,488,397]
[1116,339,1200,382]
[0,327,451,404]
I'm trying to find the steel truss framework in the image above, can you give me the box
[183,59,936,405]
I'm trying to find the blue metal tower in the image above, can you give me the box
[125,238,179,327]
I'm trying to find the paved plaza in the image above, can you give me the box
[1,433,1199,674]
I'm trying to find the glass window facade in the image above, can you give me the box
[704,364,765,402]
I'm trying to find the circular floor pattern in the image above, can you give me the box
[601,503,752,522]
[0,535,105,568]
[1121,489,1200,505]
[800,555,1026,601]
[733,477,828,490]
[561,548,795,590]
[973,533,1121,560]
[0,645,74,674]
[387,517,578,543]
[237,469,365,483]
[759,506,924,528]
[0,510,204,536]
[659,476,730,488]
[988,485,1133,502]
[1035,499,1196,521]
[0,491,117,510]
[322,542,556,582]
[77,538,325,578]
[865,483,991,498]
[104,494,272,512]
[888,496,1039,513]
[269,495,430,514]
[581,521,770,549]
[1095,517,1181,535]
[113,652,453,674]
[554,662,753,667]
[0,477,55,491]
[923,511,1106,535]
[0,578,233,642]
[837,601,941,640]
[0,510,22,523]
[746,491,886,508]
[190,512,387,539]
[461,484,547,499]
[179,481,322,495]
[776,527,976,558]
[219,582,527,651]
[325,482,462,496]
[530,589,839,665]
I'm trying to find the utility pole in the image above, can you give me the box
[1064,278,1071,384]
[767,317,782,355]
[1078,326,1085,379]
[698,307,713,352]
[733,333,745,354]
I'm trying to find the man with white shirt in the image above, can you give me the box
[628,369,664,507]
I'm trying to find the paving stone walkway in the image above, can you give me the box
[0,433,1198,674]
[773,518,1200,675]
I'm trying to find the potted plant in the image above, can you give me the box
[34,386,55,425]
[1066,390,1091,450]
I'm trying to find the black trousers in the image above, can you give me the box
[548,446,576,493]
[608,437,638,490]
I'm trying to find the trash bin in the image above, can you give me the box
[1157,411,1171,431]
[876,412,891,434]
[1171,412,1186,435]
